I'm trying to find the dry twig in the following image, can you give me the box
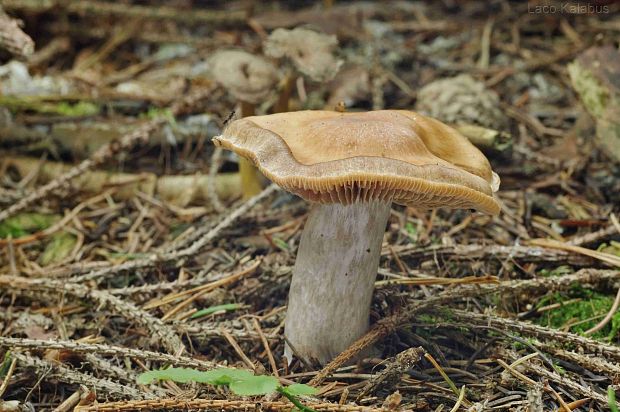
[13,352,147,400]
[72,184,278,283]
[0,276,184,355]
[0,337,214,370]
[0,89,213,223]
[449,310,620,363]
[75,398,387,412]
[310,285,496,386]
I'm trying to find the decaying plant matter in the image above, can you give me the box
[0,2,620,412]
[0,6,34,59]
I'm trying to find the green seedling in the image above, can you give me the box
[0,352,12,378]
[141,107,177,127]
[190,303,243,319]
[405,222,416,234]
[273,237,289,251]
[538,265,572,277]
[609,386,619,412]
[138,367,317,411]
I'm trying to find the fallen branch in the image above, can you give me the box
[0,88,212,223]
[426,309,620,378]
[537,344,620,376]
[502,349,608,405]
[74,398,385,412]
[13,352,147,400]
[569,222,620,246]
[385,243,594,266]
[356,346,424,400]
[448,309,620,363]
[176,321,270,342]
[71,184,278,283]
[496,268,619,294]
[2,0,245,25]
[0,337,216,370]
[527,238,620,268]
[309,284,496,386]
[0,276,184,355]
[1,156,240,208]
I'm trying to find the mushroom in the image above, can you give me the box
[264,27,343,112]
[213,110,501,365]
[208,50,279,198]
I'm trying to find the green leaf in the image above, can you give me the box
[137,367,279,396]
[0,352,12,378]
[138,367,254,386]
[229,375,279,396]
[0,213,58,239]
[610,386,619,412]
[190,303,243,319]
[273,237,289,250]
[199,368,253,385]
[405,222,417,236]
[54,101,99,116]
[137,367,212,385]
[283,384,318,396]
[40,232,77,265]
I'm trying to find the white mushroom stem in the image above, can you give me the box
[284,201,391,365]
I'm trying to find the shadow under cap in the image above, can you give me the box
[214,110,501,215]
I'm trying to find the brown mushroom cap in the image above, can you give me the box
[264,27,343,82]
[208,50,278,104]
[214,110,501,214]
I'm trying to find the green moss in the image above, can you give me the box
[0,96,99,116]
[538,265,572,277]
[416,313,439,324]
[140,107,176,126]
[535,286,620,341]
[598,241,620,257]
[0,213,58,238]
[511,337,537,351]
[54,101,99,116]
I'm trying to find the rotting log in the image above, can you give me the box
[1,156,240,207]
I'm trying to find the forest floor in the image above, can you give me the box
[0,1,620,411]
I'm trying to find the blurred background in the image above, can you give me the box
[1,1,620,411]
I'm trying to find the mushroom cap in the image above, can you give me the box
[264,27,343,82]
[208,50,278,104]
[213,110,501,215]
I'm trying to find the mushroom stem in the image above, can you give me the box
[284,201,391,365]
[274,72,295,113]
